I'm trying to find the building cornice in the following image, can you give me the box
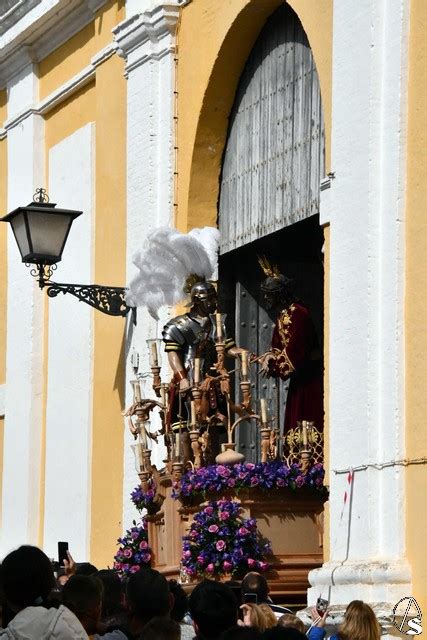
[0,0,109,88]
[0,42,114,136]
[113,1,189,75]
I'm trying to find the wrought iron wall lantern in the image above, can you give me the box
[1,189,130,317]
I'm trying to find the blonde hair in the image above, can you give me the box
[339,600,381,640]
[258,603,278,630]
[278,613,305,634]
[243,603,277,633]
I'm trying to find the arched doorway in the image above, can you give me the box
[218,3,325,461]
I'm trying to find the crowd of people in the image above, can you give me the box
[0,545,382,640]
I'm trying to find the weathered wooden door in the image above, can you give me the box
[218,4,324,461]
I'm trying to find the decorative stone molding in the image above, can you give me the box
[113,1,187,75]
[0,0,42,36]
[0,0,109,88]
[1,43,115,135]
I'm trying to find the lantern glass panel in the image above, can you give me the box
[10,212,30,259]
[26,211,72,260]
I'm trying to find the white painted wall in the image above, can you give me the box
[308,0,411,618]
[42,124,95,561]
[1,63,45,554]
[114,2,179,527]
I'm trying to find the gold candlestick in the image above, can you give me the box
[189,429,202,469]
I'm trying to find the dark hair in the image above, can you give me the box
[75,562,98,576]
[168,579,188,623]
[142,616,180,640]
[263,628,307,640]
[241,572,269,603]
[1,546,55,609]
[189,579,237,639]
[97,569,124,619]
[220,626,263,640]
[126,568,170,622]
[62,575,103,618]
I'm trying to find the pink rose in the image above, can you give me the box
[190,530,198,538]
[205,506,214,515]
[247,558,256,567]
[130,565,140,573]
[113,562,122,570]
[208,525,219,533]
[206,563,215,574]
[123,548,133,558]
[183,550,192,559]
[219,511,230,521]
[223,561,232,572]
[197,555,205,564]
[139,541,148,550]
[238,527,249,536]
[216,540,226,551]
[258,561,268,571]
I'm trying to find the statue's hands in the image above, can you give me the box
[259,351,276,376]
[179,377,191,394]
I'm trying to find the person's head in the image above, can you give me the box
[258,257,293,311]
[339,600,381,640]
[263,628,307,640]
[240,603,271,633]
[190,280,217,315]
[219,626,263,640]
[97,569,124,619]
[62,574,103,635]
[189,579,238,639]
[1,545,55,611]
[142,616,181,640]
[75,562,98,576]
[168,578,188,623]
[126,568,171,627]
[277,614,305,634]
[241,572,269,604]
[258,603,278,629]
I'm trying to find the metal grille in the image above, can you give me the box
[219,4,325,253]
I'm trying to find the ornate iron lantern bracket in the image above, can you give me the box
[28,263,131,318]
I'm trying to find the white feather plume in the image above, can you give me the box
[126,226,220,319]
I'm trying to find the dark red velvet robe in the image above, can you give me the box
[269,302,323,434]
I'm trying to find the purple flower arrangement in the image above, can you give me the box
[172,461,325,501]
[181,499,271,579]
[131,480,156,513]
[113,520,152,580]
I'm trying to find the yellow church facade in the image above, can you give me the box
[0,0,426,628]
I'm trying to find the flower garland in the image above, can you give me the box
[172,461,325,501]
[182,500,271,579]
[131,480,156,512]
[113,520,152,580]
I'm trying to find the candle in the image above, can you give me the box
[215,313,223,340]
[132,379,141,403]
[302,420,308,446]
[160,384,167,407]
[176,430,181,459]
[194,358,201,384]
[241,350,248,377]
[190,400,197,426]
[150,341,158,366]
[260,398,268,424]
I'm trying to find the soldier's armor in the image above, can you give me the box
[162,313,216,372]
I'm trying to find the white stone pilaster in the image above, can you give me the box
[1,62,45,553]
[308,0,411,630]
[42,124,94,561]
[114,1,182,527]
